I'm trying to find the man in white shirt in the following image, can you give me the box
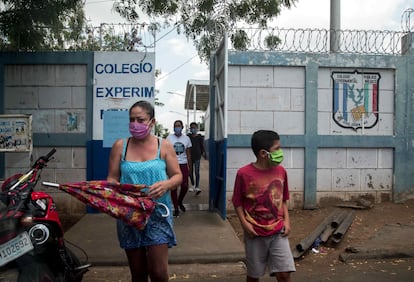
[166,120,192,217]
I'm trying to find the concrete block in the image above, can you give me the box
[38,87,72,108]
[240,111,273,134]
[281,148,291,168]
[290,148,305,169]
[274,66,305,88]
[55,65,87,86]
[286,168,304,191]
[21,65,56,86]
[55,168,86,184]
[226,169,238,192]
[240,66,273,87]
[257,88,290,111]
[72,147,87,168]
[227,148,254,169]
[317,112,331,135]
[5,65,22,85]
[377,113,394,135]
[274,111,304,135]
[317,88,331,111]
[378,149,393,168]
[317,68,332,89]
[317,191,347,205]
[4,87,38,109]
[291,88,305,111]
[40,148,72,169]
[4,152,31,168]
[72,87,87,108]
[317,169,332,191]
[227,111,241,134]
[362,169,393,191]
[332,169,361,191]
[347,148,377,168]
[379,89,394,113]
[378,70,395,91]
[228,87,257,110]
[228,66,241,87]
[318,148,346,168]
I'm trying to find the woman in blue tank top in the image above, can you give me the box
[107,100,182,282]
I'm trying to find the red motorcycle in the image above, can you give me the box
[0,148,90,281]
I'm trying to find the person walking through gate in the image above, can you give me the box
[187,122,206,195]
[232,130,296,282]
[167,120,192,217]
[107,100,182,282]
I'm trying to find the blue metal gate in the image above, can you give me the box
[208,36,228,219]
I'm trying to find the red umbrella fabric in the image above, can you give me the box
[48,180,167,230]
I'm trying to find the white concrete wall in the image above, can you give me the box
[3,65,88,216]
[316,148,393,203]
[228,66,305,135]
[4,65,87,134]
[226,65,395,208]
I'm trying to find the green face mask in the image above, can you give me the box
[266,149,284,166]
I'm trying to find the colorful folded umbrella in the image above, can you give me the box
[43,180,168,230]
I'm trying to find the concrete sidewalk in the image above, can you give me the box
[64,211,245,266]
[64,158,245,266]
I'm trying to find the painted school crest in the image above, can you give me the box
[331,71,380,130]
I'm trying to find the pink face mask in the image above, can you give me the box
[129,122,151,139]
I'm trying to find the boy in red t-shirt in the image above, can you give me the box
[232,130,295,282]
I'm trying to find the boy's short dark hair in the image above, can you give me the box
[251,130,280,156]
[190,122,198,128]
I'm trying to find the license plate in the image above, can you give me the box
[0,232,34,266]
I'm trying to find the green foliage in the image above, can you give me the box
[231,30,249,51]
[113,0,297,62]
[264,35,282,50]
[0,0,85,51]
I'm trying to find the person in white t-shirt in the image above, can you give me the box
[166,120,192,217]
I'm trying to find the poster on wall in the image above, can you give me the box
[93,52,155,141]
[0,115,32,152]
[103,110,129,148]
[331,71,380,130]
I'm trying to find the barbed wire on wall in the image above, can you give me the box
[227,28,410,55]
[90,23,411,56]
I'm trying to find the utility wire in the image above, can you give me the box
[156,54,198,82]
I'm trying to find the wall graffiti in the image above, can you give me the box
[0,115,32,152]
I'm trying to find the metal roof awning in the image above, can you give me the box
[184,79,209,111]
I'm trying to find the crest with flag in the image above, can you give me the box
[331,71,380,130]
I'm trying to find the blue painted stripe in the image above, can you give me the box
[343,83,348,120]
[333,82,339,113]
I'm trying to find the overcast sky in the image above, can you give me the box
[84,0,413,131]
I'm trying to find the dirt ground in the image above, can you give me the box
[227,198,414,268]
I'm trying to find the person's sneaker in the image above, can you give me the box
[195,187,202,195]
[179,203,186,212]
[173,209,179,218]
[189,186,195,192]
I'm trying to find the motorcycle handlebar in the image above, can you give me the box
[44,148,56,162]
[31,148,56,169]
